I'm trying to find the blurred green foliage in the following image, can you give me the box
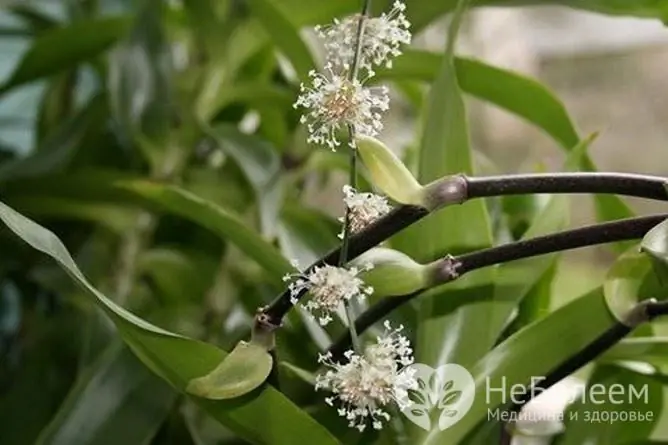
[0,1,667,444]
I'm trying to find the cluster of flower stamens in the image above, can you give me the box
[316,1,411,72]
[315,321,417,431]
[289,1,415,433]
[283,263,374,326]
[294,66,389,150]
[294,1,410,150]
[339,185,392,238]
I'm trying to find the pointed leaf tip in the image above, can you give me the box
[186,341,273,400]
[355,135,425,207]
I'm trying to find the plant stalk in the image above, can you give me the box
[339,0,371,353]
[262,172,668,326]
[498,298,668,440]
[327,213,668,359]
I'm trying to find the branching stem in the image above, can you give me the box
[339,0,371,353]
[327,213,668,358]
[262,172,668,326]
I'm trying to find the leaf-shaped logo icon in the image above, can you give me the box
[400,363,476,432]
[439,390,462,408]
[439,408,458,426]
[408,388,427,405]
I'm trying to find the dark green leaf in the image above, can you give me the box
[186,341,273,400]
[0,94,106,182]
[600,337,668,368]
[247,0,316,80]
[641,218,668,282]
[208,125,283,238]
[604,250,665,323]
[430,287,617,443]
[0,199,340,445]
[107,3,174,168]
[139,248,218,304]
[277,204,339,267]
[558,366,662,444]
[376,51,579,149]
[118,181,293,283]
[0,17,130,94]
[36,345,177,445]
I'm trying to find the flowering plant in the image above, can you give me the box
[0,1,667,445]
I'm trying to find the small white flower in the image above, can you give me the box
[316,1,411,72]
[339,185,392,238]
[283,264,374,325]
[315,322,417,431]
[293,65,389,150]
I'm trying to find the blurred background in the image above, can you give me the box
[0,1,667,443]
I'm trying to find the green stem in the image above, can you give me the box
[339,0,371,353]
[340,139,360,352]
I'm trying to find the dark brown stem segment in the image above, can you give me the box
[499,298,668,437]
[465,173,668,203]
[263,205,428,325]
[261,172,668,326]
[327,213,668,359]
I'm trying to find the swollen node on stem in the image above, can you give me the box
[355,134,468,211]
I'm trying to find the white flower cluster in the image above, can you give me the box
[294,66,389,150]
[316,1,411,72]
[286,2,415,433]
[283,263,374,326]
[294,1,411,150]
[339,185,392,238]
[316,321,417,431]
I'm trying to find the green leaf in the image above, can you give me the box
[186,341,274,400]
[208,125,283,238]
[7,4,60,32]
[274,0,668,35]
[0,200,340,445]
[641,218,668,282]
[378,49,634,232]
[0,17,130,94]
[277,203,339,267]
[558,365,662,444]
[412,0,492,348]
[355,135,424,207]
[36,70,77,144]
[507,262,558,332]
[0,196,136,233]
[108,3,175,169]
[247,0,315,81]
[139,247,218,304]
[394,6,492,264]
[600,337,668,368]
[352,248,433,298]
[391,4,495,442]
[430,287,618,443]
[0,94,106,182]
[118,181,293,283]
[376,51,579,149]
[467,134,592,353]
[36,345,177,445]
[603,250,664,323]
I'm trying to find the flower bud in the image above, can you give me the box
[355,135,425,207]
[186,340,273,399]
[352,247,435,297]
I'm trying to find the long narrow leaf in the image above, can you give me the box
[0,200,340,445]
